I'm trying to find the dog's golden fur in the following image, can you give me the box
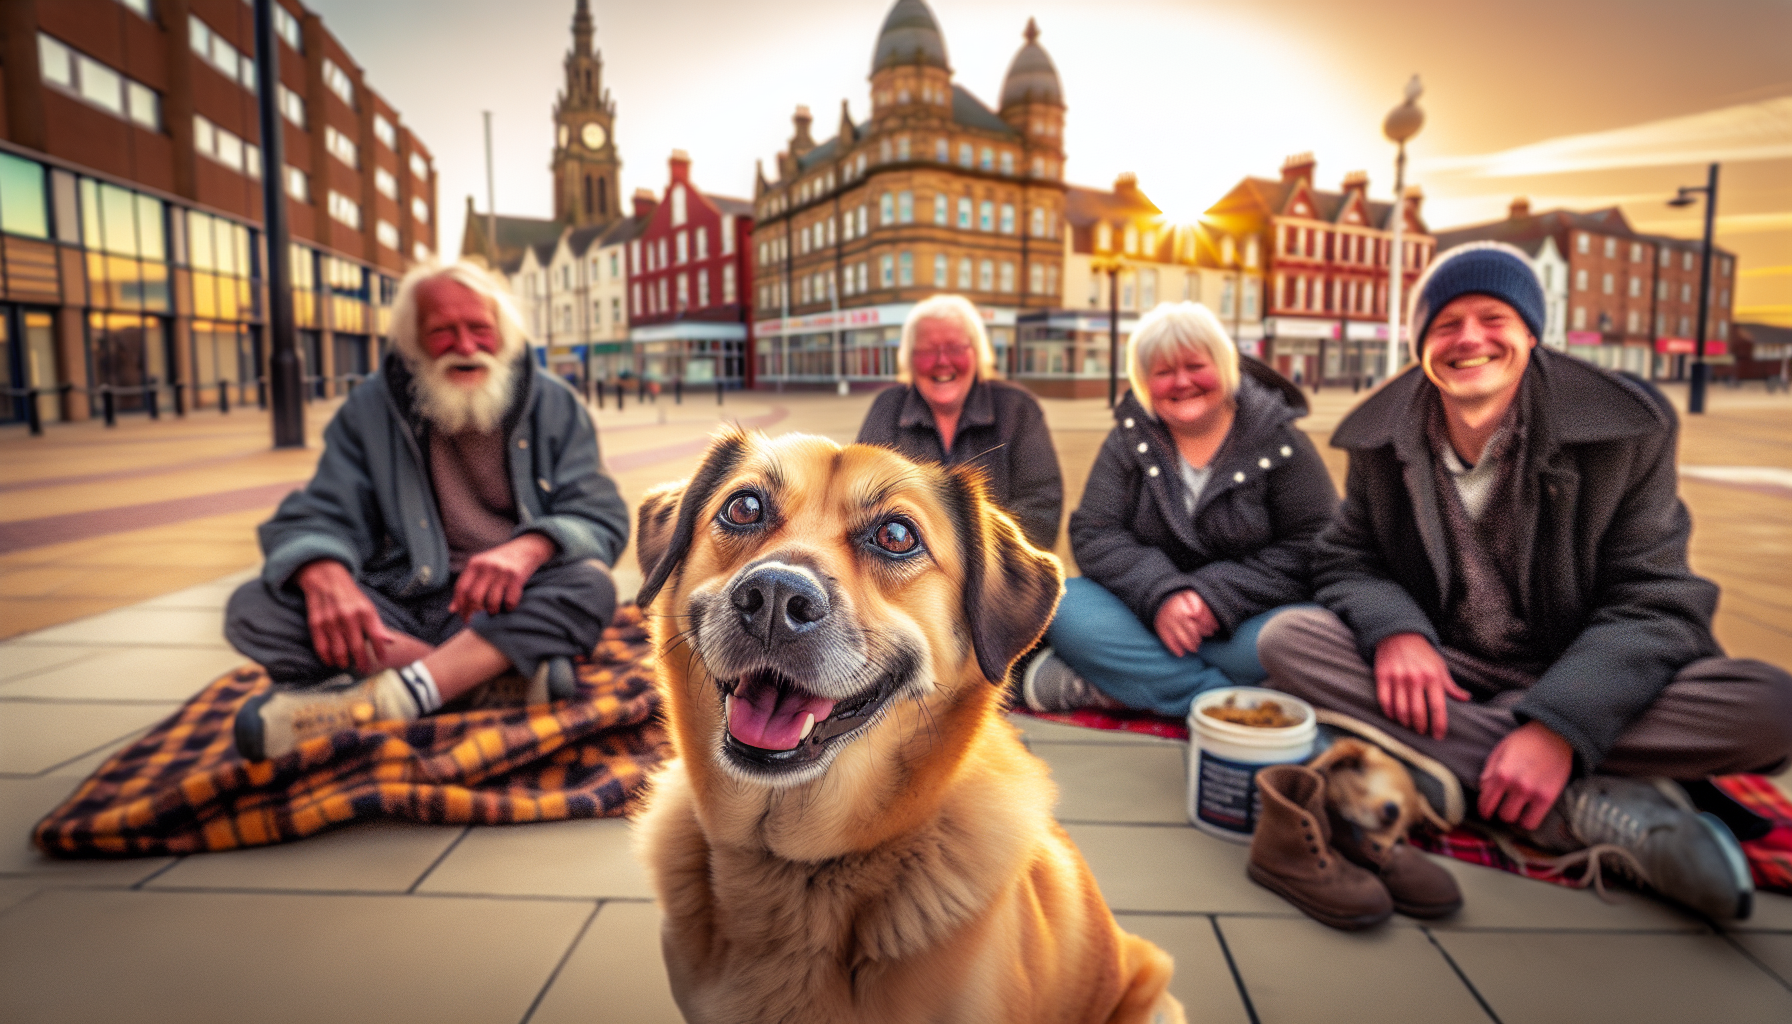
[631,429,1184,1024]
[1309,738,1429,849]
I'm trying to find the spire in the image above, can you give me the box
[572,0,594,58]
[1024,17,1038,45]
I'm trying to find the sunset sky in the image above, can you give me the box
[305,0,1792,323]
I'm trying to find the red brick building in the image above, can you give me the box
[628,152,754,387]
[0,0,436,425]
[1206,154,1433,387]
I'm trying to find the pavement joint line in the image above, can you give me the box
[406,825,472,894]
[1422,925,1506,1024]
[1056,819,1194,828]
[0,697,188,706]
[517,901,603,1024]
[1207,914,1261,1024]
[1719,931,1792,992]
[131,857,185,890]
[23,726,154,778]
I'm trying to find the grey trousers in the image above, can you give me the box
[1256,606,1792,788]
[225,559,616,686]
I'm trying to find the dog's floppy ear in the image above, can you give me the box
[939,466,1065,685]
[635,428,751,608]
[1310,740,1365,774]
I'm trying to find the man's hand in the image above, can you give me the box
[1374,632,1468,740]
[1479,721,1575,830]
[297,559,394,674]
[451,533,557,620]
[1154,590,1219,658]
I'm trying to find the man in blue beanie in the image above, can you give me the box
[1257,242,1792,922]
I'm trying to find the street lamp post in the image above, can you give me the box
[253,0,303,447]
[1668,163,1720,414]
[1382,75,1424,382]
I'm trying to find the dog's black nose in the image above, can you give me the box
[1381,801,1401,825]
[731,564,829,645]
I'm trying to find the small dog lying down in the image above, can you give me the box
[1309,737,1440,850]
[631,429,1185,1024]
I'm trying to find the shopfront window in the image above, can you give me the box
[0,153,49,238]
[79,179,169,312]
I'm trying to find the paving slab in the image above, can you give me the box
[1731,932,1792,989]
[1434,929,1792,1024]
[16,606,231,647]
[1112,912,1252,1024]
[136,569,256,609]
[0,888,593,1024]
[0,643,101,682]
[1220,915,1491,1023]
[146,821,468,894]
[414,817,652,900]
[1735,889,1792,932]
[529,899,683,1024]
[1063,822,1296,917]
[1008,713,1181,745]
[0,699,180,774]
[0,877,43,915]
[0,645,243,700]
[1034,740,1190,824]
[1426,855,1705,932]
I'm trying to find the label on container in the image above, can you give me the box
[1195,749,1266,834]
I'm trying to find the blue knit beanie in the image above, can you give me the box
[1410,243,1546,355]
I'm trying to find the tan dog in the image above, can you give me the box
[1309,738,1434,849]
[630,429,1185,1024]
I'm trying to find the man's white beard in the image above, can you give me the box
[412,350,516,434]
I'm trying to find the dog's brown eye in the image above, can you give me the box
[873,518,919,554]
[722,493,763,526]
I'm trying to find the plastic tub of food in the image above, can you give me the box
[1186,687,1317,842]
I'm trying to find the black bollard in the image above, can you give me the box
[638,377,647,403]
[257,376,268,410]
[147,384,159,420]
[675,378,683,404]
[219,380,230,414]
[594,378,604,409]
[616,380,625,411]
[102,387,116,427]
[26,390,42,436]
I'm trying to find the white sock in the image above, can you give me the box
[396,661,443,714]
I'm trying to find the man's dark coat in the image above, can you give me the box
[857,377,1064,550]
[1314,347,1722,770]
[1069,358,1337,636]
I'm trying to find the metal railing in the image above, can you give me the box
[5,373,371,436]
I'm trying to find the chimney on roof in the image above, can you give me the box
[1509,196,1531,219]
[633,188,658,219]
[1114,171,1139,195]
[1281,152,1316,186]
[790,105,815,157]
[1341,170,1368,194]
[669,149,692,182]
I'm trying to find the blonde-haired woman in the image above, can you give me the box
[1018,302,1337,715]
[857,294,1064,549]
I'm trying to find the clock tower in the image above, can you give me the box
[552,0,620,228]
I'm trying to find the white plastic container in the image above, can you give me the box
[1186,687,1317,843]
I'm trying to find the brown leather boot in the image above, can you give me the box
[1247,764,1393,930]
[1328,815,1464,919]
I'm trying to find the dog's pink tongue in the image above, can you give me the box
[727,674,836,751]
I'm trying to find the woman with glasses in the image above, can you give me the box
[1016,302,1337,717]
[857,294,1064,550]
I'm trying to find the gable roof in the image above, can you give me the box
[1208,176,1412,232]
[707,193,754,217]
[459,204,567,266]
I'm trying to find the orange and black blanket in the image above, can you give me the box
[33,606,670,858]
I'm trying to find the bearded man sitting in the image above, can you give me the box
[226,261,629,761]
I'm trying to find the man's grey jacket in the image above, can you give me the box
[1313,347,1721,771]
[258,349,630,599]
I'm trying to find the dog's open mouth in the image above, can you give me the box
[718,659,912,773]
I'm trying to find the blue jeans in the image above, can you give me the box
[1043,577,1292,718]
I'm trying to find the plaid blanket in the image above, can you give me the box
[33,606,669,858]
[1017,706,1792,894]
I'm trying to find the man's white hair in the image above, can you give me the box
[390,260,532,433]
[896,294,999,384]
[390,260,530,368]
[1126,301,1240,418]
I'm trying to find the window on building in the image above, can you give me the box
[193,115,260,177]
[1683,251,1694,271]
[1572,306,1586,330]
[1097,222,1112,251]
[1659,248,1671,268]
[39,34,161,129]
[276,84,306,128]
[856,206,868,236]
[1030,207,1045,237]
[722,263,736,304]
[410,196,429,224]
[978,259,994,291]
[695,227,709,260]
[1000,203,1014,235]
[1681,282,1692,303]
[880,192,894,225]
[189,16,255,91]
[897,135,910,161]
[899,251,913,286]
[958,257,973,290]
[1602,272,1613,294]
[1603,237,1616,258]
[284,165,309,202]
[374,167,397,200]
[951,197,969,229]
[677,273,689,311]
[327,190,360,229]
[935,137,949,162]
[698,271,710,307]
[670,184,687,227]
[959,142,973,168]
[1575,268,1588,291]
[880,254,894,288]
[0,153,49,239]
[1220,278,1236,318]
[376,219,399,250]
[325,127,358,169]
[373,114,396,150]
[274,4,303,51]
[1124,224,1138,255]
[979,147,993,171]
[1243,277,1259,316]
[1029,263,1044,295]
[934,253,948,285]
[997,261,1013,293]
[322,58,355,108]
[410,153,429,180]
[721,216,735,255]
[978,201,993,231]
[1576,233,1589,255]
[1628,276,1641,298]
[934,193,948,225]
[1141,269,1156,307]
[115,0,151,19]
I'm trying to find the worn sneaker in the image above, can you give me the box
[1020,649,1125,713]
[234,669,422,762]
[1559,776,1755,922]
[536,655,579,701]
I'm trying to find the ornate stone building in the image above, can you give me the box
[551,0,620,229]
[750,0,1068,385]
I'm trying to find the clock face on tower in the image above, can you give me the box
[557,125,569,148]
[581,122,606,150]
